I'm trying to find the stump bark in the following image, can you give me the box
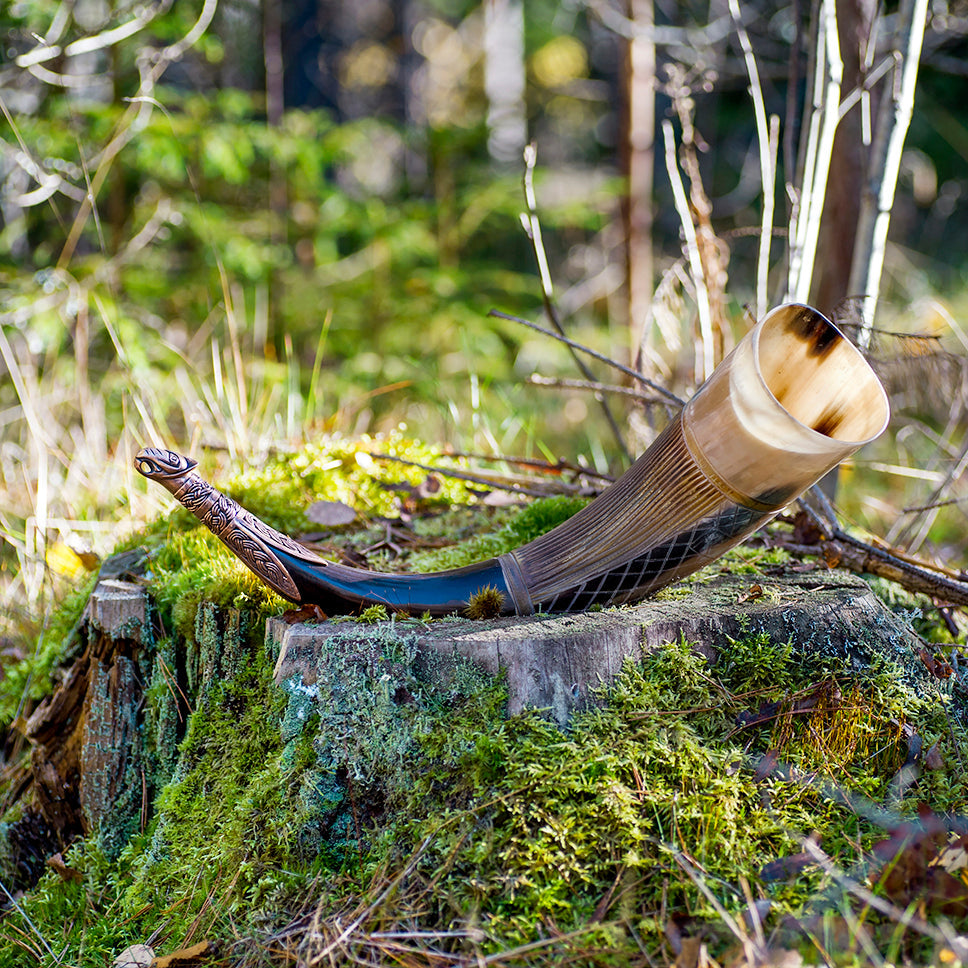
[6,580,149,885]
[270,570,924,724]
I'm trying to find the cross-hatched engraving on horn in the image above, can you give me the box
[535,502,762,613]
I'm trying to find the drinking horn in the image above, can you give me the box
[136,304,889,617]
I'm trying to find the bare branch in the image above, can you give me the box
[527,373,672,406]
[520,143,632,462]
[787,0,843,303]
[795,495,968,607]
[660,119,714,381]
[728,0,777,319]
[489,309,685,406]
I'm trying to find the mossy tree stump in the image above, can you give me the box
[7,580,149,885]
[271,570,926,725]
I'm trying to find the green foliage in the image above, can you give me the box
[0,74,617,464]
[288,432,484,516]
[147,528,285,642]
[0,840,140,967]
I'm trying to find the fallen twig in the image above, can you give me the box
[793,490,968,607]
[371,453,595,499]
[444,449,615,484]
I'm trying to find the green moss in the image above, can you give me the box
[345,603,391,624]
[4,602,966,966]
[120,603,314,931]
[146,528,286,641]
[288,432,481,515]
[335,633,965,962]
[407,494,588,572]
[717,542,792,575]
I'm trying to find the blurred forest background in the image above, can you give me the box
[3,0,968,636]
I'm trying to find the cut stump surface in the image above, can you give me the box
[270,570,923,724]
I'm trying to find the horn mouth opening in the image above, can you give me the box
[749,304,890,447]
[683,304,890,508]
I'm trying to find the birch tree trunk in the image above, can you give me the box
[483,0,528,163]
[624,0,655,363]
[847,0,930,348]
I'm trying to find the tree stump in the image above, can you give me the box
[8,580,149,884]
[270,570,924,725]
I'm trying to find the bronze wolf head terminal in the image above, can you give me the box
[136,304,890,617]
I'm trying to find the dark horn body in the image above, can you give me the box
[136,304,890,617]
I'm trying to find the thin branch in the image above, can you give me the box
[489,309,684,406]
[54,0,218,267]
[581,0,735,47]
[445,450,615,483]
[527,373,672,406]
[894,431,968,554]
[728,0,777,320]
[660,119,714,381]
[520,143,632,463]
[795,494,968,607]
[15,3,166,74]
[372,452,590,498]
[836,52,896,122]
[800,839,968,957]
[788,0,842,303]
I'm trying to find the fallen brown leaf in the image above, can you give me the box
[46,852,82,882]
[871,805,968,917]
[280,604,328,624]
[150,940,220,968]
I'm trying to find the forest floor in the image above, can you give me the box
[2,436,968,967]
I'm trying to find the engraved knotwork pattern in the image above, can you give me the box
[170,474,301,601]
[242,508,329,564]
[220,522,301,601]
[176,478,236,537]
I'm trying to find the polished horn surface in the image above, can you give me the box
[136,304,889,617]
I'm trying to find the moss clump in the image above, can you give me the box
[465,584,506,619]
[122,621,308,927]
[147,527,286,642]
[407,494,588,572]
